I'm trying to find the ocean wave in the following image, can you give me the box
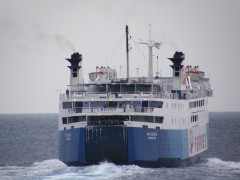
[206,158,240,170]
[0,159,147,180]
[1,158,240,180]
[0,159,66,180]
[47,161,146,180]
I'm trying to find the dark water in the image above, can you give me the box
[0,112,239,180]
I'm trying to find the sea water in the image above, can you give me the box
[0,113,239,180]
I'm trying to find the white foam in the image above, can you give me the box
[47,161,148,180]
[0,159,150,180]
[0,159,67,180]
[5,158,239,180]
[207,158,240,170]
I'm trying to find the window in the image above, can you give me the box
[155,116,164,123]
[75,101,83,107]
[67,116,86,124]
[88,115,128,121]
[156,126,160,129]
[191,115,198,122]
[175,67,180,77]
[62,117,67,124]
[73,73,77,77]
[68,116,79,123]
[191,115,199,123]
[72,68,78,77]
[63,102,72,109]
[149,101,163,108]
[131,116,154,123]
[108,101,118,108]
[144,116,154,123]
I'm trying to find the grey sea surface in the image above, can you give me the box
[0,112,239,180]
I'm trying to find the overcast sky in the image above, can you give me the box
[0,0,240,113]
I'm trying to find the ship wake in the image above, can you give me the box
[0,158,239,180]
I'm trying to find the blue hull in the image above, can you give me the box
[58,125,207,167]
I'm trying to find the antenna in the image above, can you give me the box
[136,68,139,77]
[156,56,159,77]
[139,24,162,82]
[126,25,130,80]
[119,65,124,78]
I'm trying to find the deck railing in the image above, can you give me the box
[60,91,166,100]
[87,120,124,126]
[62,106,157,114]
[59,89,213,100]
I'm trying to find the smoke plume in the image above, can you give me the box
[34,24,76,52]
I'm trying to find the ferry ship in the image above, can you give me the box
[58,26,213,167]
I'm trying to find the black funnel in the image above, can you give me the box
[168,51,185,69]
[66,52,82,69]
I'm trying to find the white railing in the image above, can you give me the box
[63,107,158,114]
[83,107,124,113]
[60,92,165,100]
[60,90,212,101]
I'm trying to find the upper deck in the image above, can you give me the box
[60,76,212,101]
